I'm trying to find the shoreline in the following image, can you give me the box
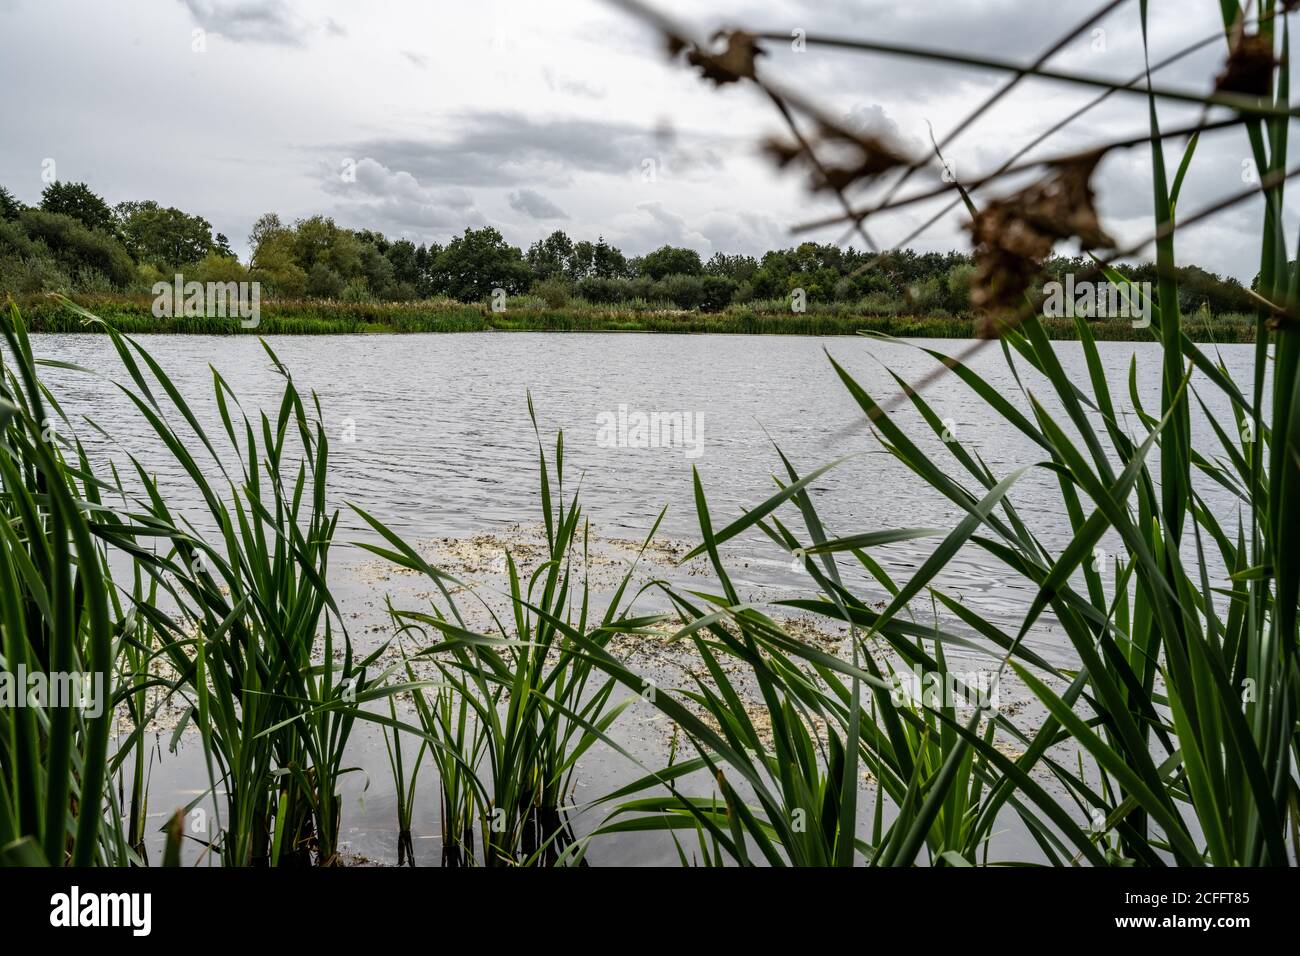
[14,295,1258,343]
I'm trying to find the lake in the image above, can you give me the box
[26,331,1261,864]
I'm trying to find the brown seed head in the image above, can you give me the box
[762,123,911,194]
[967,153,1114,333]
[683,30,766,86]
[1215,33,1276,97]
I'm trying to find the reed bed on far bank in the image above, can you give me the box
[12,293,1258,342]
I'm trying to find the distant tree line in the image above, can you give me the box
[0,180,1258,316]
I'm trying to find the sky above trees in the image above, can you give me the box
[1,0,1294,281]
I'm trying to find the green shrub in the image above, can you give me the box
[1,249,72,295]
[575,276,621,304]
[19,209,134,287]
[532,277,571,308]
[190,251,248,284]
[944,262,976,312]
[657,273,705,310]
[306,262,344,299]
[699,274,737,311]
[341,279,375,304]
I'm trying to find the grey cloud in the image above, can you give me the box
[321,157,486,237]
[177,0,345,46]
[694,209,790,258]
[623,201,711,251]
[402,50,430,69]
[652,0,1077,99]
[739,0,1135,61]
[844,103,924,159]
[344,112,735,188]
[718,0,1230,120]
[606,203,791,260]
[508,189,570,220]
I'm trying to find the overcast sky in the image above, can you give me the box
[1,0,1293,280]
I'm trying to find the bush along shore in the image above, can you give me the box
[13,294,1259,341]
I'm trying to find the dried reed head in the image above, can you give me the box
[967,152,1114,335]
[763,122,912,194]
[674,30,766,86]
[1215,32,1277,97]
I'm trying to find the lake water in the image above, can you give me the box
[25,331,1261,864]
